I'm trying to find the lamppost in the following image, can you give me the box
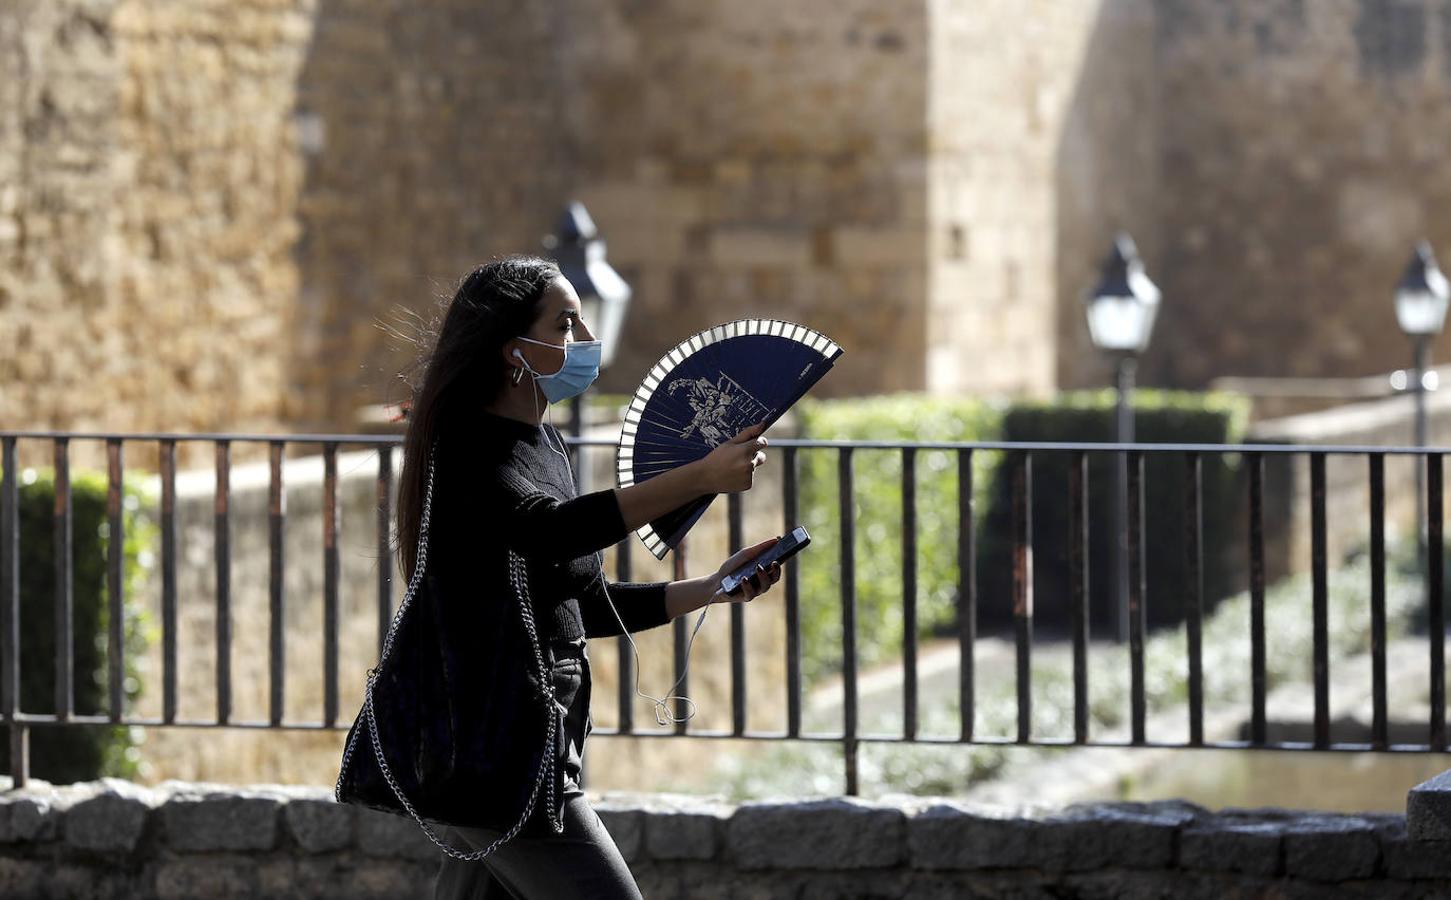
[1085,233,1161,643]
[1393,241,1449,574]
[545,201,633,491]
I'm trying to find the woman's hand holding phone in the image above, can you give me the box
[713,537,782,602]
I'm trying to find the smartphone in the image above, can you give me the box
[720,526,812,596]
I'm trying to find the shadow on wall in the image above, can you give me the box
[1052,0,1160,394]
[287,0,575,432]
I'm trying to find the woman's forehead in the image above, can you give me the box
[543,277,580,308]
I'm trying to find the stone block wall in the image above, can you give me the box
[1,780,1450,898]
[288,0,936,428]
[0,0,311,438]
[1059,0,1451,392]
[15,0,1451,438]
[930,0,1156,399]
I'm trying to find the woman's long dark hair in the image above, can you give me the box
[396,256,562,579]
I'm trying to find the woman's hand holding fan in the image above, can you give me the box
[698,423,769,493]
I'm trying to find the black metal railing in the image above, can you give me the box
[1,430,1448,794]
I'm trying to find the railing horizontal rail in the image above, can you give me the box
[0,712,1444,752]
[9,429,1451,457]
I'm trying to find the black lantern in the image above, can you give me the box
[547,202,632,370]
[1085,233,1161,355]
[545,202,632,492]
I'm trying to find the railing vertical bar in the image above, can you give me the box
[2,436,27,786]
[269,442,286,726]
[53,438,73,721]
[1069,449,1089,744]
[615,539,634,734]
[1185,451,1204,747]
[1012,451,1033,744]
[160,440,178,724]
[215,440,232,725]
[840,447,859,794]
[376,446,392,659]
[106,439,125,722]
[958,449,976,743]
[1311,452,1329,749]
[1369,453,1388,751]
[1128,450,1146,745]
[672,539,689,734]
[728,491,747,737]
[323,442,340,729]
[1430,453,1446,750]
[784,445,802,738]
[1249,451,1267,746]
[902,448,918,742]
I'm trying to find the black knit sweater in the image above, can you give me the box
[428,411,671,642]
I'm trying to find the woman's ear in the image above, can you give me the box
[501,339,522,370]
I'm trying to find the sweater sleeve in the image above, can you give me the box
[493,470,631,564]
[580,580,672,638]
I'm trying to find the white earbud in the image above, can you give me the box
[512,348,524,361]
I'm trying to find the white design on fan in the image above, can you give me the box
[666,374,769,446]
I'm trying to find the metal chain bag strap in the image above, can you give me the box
[335,449,565,861]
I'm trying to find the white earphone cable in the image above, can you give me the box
[524,360,712,725]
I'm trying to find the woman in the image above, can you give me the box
[395,256,782,898]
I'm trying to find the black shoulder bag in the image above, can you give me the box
[335,449,564,859]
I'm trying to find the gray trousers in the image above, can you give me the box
[433,638,642,900]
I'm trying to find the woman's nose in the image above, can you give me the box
[577,320,596,342]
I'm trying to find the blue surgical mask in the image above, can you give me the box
[515,337,602,403]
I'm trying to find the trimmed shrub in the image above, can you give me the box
[977,390,1251,636]
[0,467,151,783]
[795,395,1003,684]
[795,391,1250,688]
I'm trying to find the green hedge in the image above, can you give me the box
[0,468,151,783]
[795,395,1004,684]
[796,391,1249,686]
[978,390,1250,636]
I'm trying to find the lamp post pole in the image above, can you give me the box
[1084,232,1159,645]
[1415,334,1430,574]
[1113,354,1137,645]
[1393,241,1449,586]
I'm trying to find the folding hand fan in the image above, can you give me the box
[617,319,844,559]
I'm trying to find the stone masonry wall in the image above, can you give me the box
[0,0,312,439]
[290,0,935,428]
[0,780,1449,898]
[18,1,1451,437]
[0,0,125,433]
[565,0,932,404]
[1059,0,1451,392]
[930,0,1156,399]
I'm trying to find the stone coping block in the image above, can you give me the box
[65,779,161,854]
[728,796,906,870]
[637,793,732,861]
[1374,814,1451,881]
[908,799,1200,873]
[1179,817,1283,877]
[1281,812,1381,882]
[160,782,286,852]
[1408,768,1451,841]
